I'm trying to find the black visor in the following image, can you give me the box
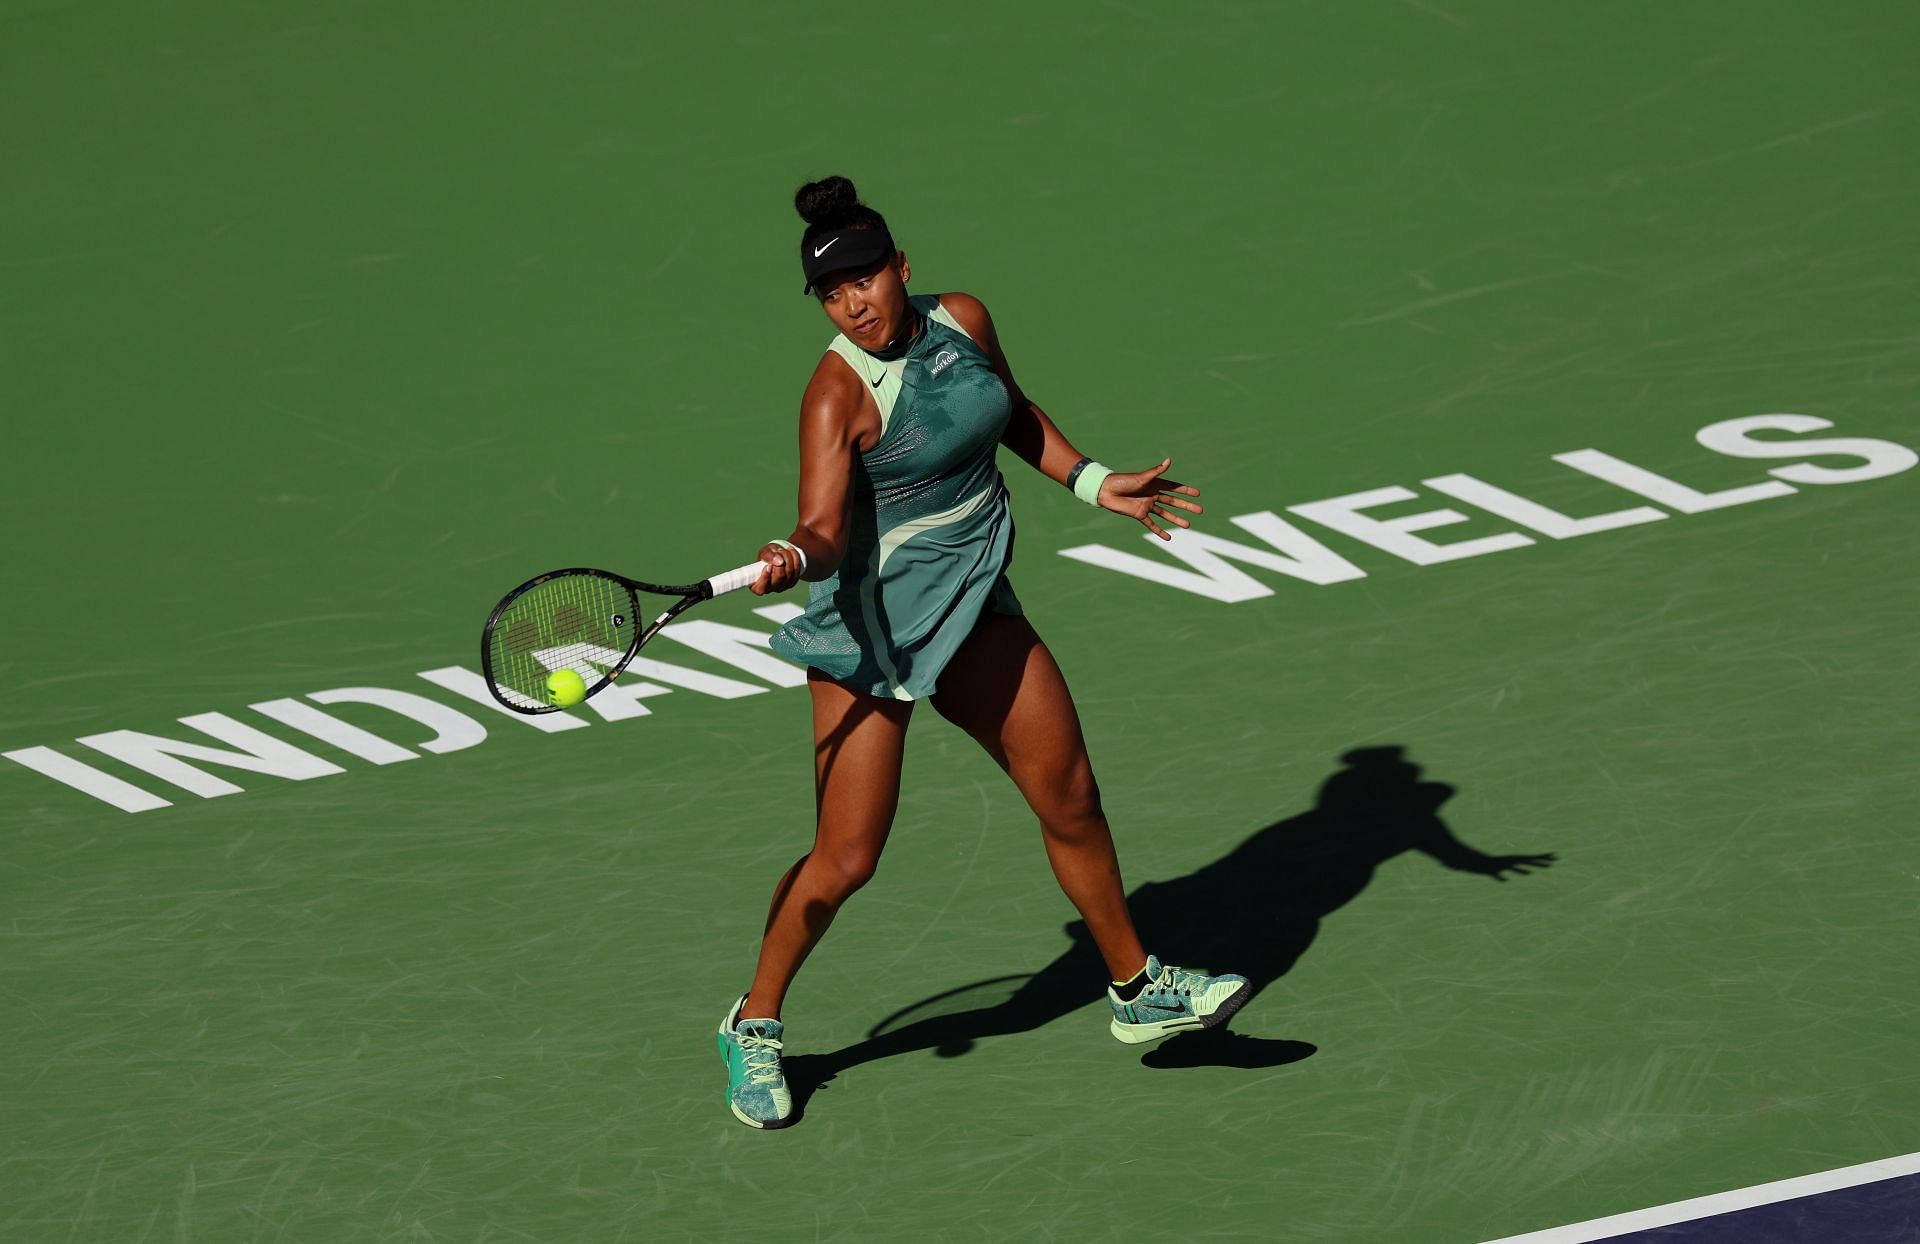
[800,226,896,293]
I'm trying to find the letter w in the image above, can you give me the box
[1057,512,1365,602]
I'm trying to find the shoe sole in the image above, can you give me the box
[1110,982,1250,1045]
[729,1099,797,1129]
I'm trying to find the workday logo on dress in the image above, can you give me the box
[929,349,961,376]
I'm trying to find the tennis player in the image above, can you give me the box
[717,176,1248,1128]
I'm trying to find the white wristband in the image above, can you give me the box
[769,538,808,573]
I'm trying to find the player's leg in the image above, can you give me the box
[930,611,1247,1043]
[721,670,913,1128]
[928,611,1144,978]
[746,669,914,1020]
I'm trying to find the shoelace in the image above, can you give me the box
[738,1031,785,1085]
[1151,963,1211,997]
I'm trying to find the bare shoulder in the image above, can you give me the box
[802,349,882,452]
[935,291,995,341]
[935,292,1018,392]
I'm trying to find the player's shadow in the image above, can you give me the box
[783,745,1555,1114]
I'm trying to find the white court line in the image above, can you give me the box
[1478,1151,1920,1243]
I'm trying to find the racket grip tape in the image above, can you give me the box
[706,561,768,597]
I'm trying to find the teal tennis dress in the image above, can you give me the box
[770,294,1022,700]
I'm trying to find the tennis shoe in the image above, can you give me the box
[716,995,794,1129]
[1109,955,1249,1044]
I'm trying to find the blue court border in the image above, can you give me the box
[1479,1152,1920,1243]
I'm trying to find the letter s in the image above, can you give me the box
[1696,414,1918,485]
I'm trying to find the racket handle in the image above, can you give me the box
[706,561,768,598]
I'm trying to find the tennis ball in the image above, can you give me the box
[545,668,588,708]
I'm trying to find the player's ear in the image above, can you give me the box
[896,253,910,285]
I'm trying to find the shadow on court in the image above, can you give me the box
[783,745,1556,1115]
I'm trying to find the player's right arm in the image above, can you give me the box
[751,355,873,594]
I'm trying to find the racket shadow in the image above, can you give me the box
[784,744,1557,1113]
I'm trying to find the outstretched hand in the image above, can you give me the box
[1099,457,1203,541]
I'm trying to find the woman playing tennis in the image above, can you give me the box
[718,176,1247,1128]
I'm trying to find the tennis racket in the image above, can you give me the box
[480,561,766,714]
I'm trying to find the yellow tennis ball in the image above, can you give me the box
[545,668,588,708]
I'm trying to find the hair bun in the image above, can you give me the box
[795,175,860,226]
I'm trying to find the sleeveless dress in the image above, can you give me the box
[770,293,1022,700]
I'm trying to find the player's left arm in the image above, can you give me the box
[939,292,1202,541]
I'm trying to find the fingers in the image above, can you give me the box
[1131,494,1194,540]
[1110,457,1201,540]
[752,544,799,595]
[1145,471,1202,509]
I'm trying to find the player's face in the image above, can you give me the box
[814,253,912,349]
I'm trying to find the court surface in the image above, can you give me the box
[4,3,1918,1240]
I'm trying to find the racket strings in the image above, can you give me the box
[485,573,639,710]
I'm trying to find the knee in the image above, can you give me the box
[810,844,882,900]
[1040,762,1105,835]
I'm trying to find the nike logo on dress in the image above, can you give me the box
[813,238,839,258]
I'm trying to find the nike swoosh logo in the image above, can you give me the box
[813,238,839,258]
[871,374,883,387]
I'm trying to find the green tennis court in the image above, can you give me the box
[5,3,1917,1240]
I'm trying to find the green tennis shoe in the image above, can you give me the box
[716,995,794,1129]
[1109,955,1250,1044]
